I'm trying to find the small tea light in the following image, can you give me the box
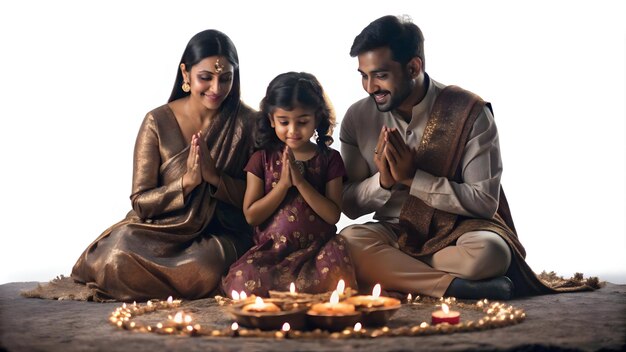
[431,303,460,325]
[170,311,193,331]
[165,296,181,308]
[309,290,356,315]
[231,322,239,337]
[242,297,281,313]
[173,311,184,324]
[282,322,291,338]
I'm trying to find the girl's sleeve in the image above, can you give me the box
[325,149,347,182]
[243,150,266,179]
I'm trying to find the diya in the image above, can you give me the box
[229,296,307,331]
[344,284,401,326]
[306,290,361,331]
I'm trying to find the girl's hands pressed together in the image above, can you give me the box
[242,147,294,227]
[277,146,293,190]
[286,147,306,188]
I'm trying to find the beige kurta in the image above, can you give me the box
[341,77,502,221]
[340,77,593,297]
[71,103,257,301]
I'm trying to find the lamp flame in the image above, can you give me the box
[231,322,239,331]
[173,311,184,324]
[290,282,296,295]
[330,290,339,304]
[282,322,291,332]
[354,322,362,332]
[231,290,240,300]
[240,291,247,300]
[372,283,381,298]
[336,279,345,295]
[442,303,450,314]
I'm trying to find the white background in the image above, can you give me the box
[1,0,624,284]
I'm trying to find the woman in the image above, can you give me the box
[71,30,256,301]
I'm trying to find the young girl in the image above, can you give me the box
[221,72,357,296]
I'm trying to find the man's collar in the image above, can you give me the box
[409,73,435,123]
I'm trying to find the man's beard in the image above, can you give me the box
[371,75,413,112]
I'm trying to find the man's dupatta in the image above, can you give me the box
[397,86,594,296]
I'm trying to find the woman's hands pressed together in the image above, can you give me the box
[182,134,202,196]
[182,131,221,196]
[196,131,221,187]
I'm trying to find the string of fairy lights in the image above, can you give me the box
[108,293,526,339]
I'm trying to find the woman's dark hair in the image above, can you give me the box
[350,15,425,68]
[168,29,241,116]
[256,72,335,153]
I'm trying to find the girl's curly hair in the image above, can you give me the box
[256,72,336,153]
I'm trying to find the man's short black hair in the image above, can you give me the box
[350,15,425,68]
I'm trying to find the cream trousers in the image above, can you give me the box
[339,222,511,298]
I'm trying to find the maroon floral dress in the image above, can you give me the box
[221,148,357,296]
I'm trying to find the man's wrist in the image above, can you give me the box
[379,177,394,190]
[400,177,413,188]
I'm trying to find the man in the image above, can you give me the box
[339,15,552,300]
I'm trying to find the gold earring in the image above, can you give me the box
[182,81,191,92]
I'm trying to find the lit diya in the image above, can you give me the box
[344,284,401,326]
[241,297,281,313]
[268,282,317,304]
[307,290,361,331]
[309,290,355,315]
[345,284,401,309]
[229,296,307,331]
